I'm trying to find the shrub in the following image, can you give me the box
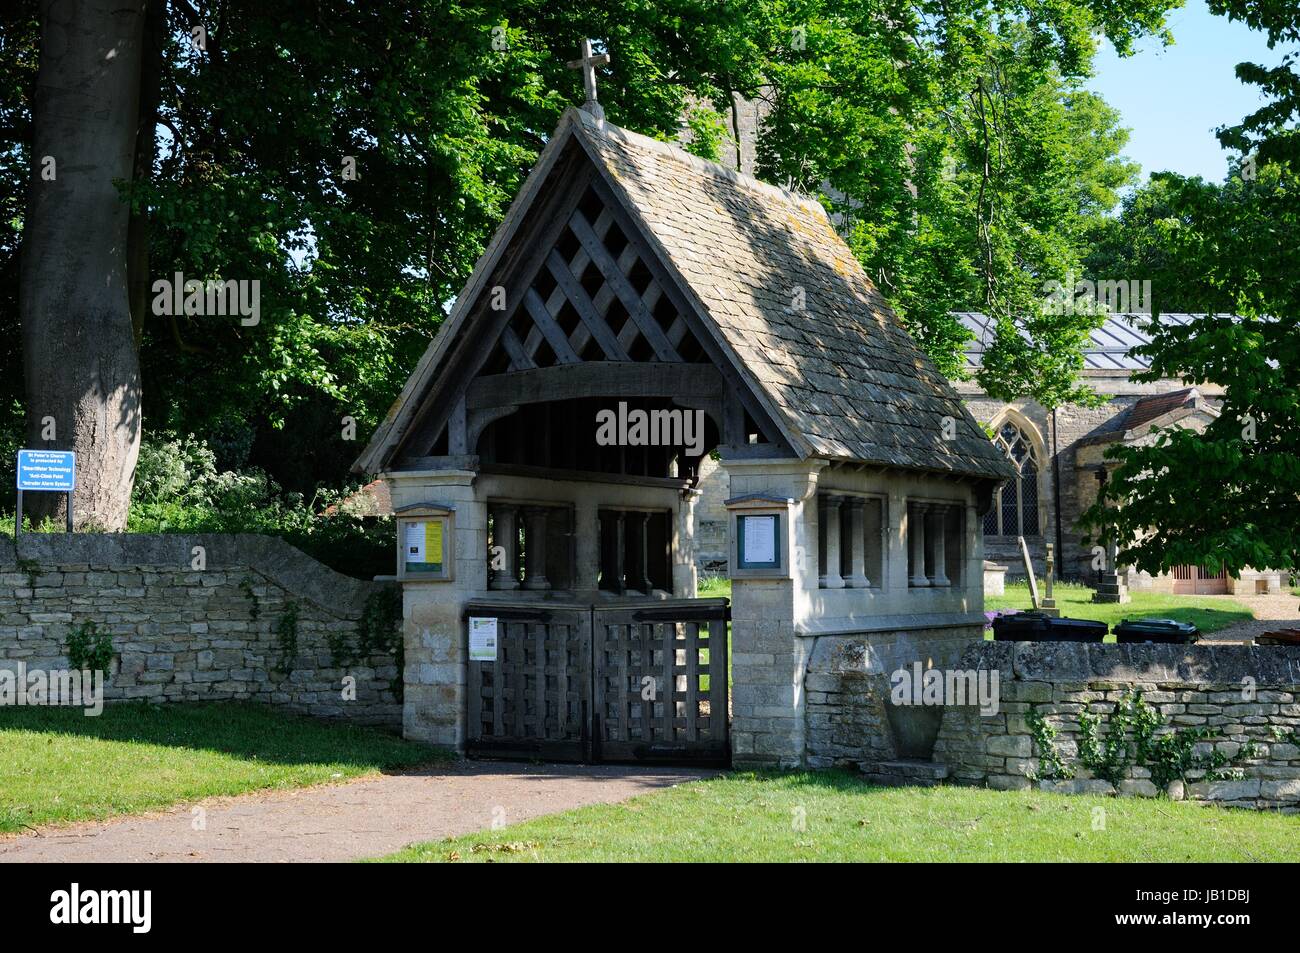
[67,621,115,674]
[126,433,392,579]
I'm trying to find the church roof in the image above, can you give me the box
[357,108,1012,481]
[1125,387,1203,431]
[956,311,1203,371]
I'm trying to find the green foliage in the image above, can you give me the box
[1077,703,1135,785]
[275,602,300,675]
[127,433,393,580]
[15,557,40,590]
[1081,0,1300,577]
[238,575,261,621]
[357,588,404,700]
[66,621,115,675]
[3,0,1186,507]
[1025,707,1075,781]
[1073,691,1252,791]
[681,105,730,163]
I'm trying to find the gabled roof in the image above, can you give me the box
[956,311,1205,371]
[357,108,1012,482]
[1080,387,1220,446]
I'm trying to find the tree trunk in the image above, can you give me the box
[128,0,165,350]
[20,0,146,531]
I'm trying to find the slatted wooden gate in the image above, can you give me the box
[1172,564,1229,595]
[464,599,729,765]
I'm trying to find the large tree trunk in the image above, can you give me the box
[20,0,146,531]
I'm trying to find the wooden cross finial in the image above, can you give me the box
[567,39,610,120]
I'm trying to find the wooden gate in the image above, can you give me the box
[464,599,729,765]
[1172,564,1228,595]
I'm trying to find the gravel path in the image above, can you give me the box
[1196,591,1300,643]
[0,762,712,863]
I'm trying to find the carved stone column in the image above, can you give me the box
[928,503,950,587]
[490,504,519,590]
[522,506,550,590]
[909,502,930,587]
[818,494,844,589]
[845,497,870,588]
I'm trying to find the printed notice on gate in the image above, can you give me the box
[469,617,498,661]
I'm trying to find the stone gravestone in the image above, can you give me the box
[1018,535,1039,609]
[1039,543,1060,617]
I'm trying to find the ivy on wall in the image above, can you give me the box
[1028,691,1261,792]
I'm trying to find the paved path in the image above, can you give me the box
[0,763,711,863]
[1198,591,1300,643]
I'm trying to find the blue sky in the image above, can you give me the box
[1087,0,1296,183]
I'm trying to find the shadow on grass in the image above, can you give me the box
[0,701,448,771]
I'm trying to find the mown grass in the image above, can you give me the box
[0,702,445,833]
[986,582,1255,640]
[377,769,1300,863]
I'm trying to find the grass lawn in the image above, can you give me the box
[986,582,1254,640]
[0,702,445,834]
[377,770,1300,863]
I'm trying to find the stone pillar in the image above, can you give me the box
[723,457,825,769]
[489,504,519,590]
[521,506,550,590]
[385,468,482,751]
[965,499,983,601]
[845,497,870,588]
[928,504,950,587]
[818,494,844,589]
[909,502,930,587]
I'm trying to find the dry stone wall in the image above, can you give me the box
[934,641,1300,811]
[0,534,402,726]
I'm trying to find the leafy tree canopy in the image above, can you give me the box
[1,0,1181,502]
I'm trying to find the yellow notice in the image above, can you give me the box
[427,519,443,568]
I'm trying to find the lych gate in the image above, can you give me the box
[356,104,1012,769]
[353,108,796,765]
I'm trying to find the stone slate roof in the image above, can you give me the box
[956,311,1202,371]
[1079,387,1218,445]
[1125,388,1201,431]
[576,113,1011,480]
[358,108,1012,482]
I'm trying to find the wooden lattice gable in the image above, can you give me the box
[476,182,714,374]
[354,110,796,473]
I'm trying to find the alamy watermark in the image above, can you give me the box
[152,271,260,326]
[0,663,103,716]
[890,662,1000,715]
[1042,271,1151,315]
[595,401,706,457]
[50,884,151,933]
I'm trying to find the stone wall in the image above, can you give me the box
[802,625,986,769]
[0,534,402,726]
[933,641,1300,811]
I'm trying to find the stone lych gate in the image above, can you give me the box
[355,104,1013,769]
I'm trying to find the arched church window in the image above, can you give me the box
[982,420,1042,537]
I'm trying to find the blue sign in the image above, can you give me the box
[17,449,76,492]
